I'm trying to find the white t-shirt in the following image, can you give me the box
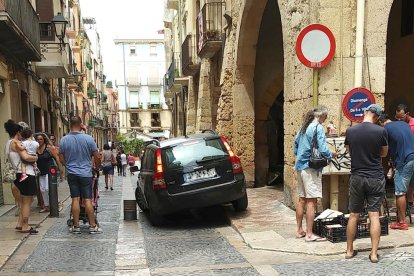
[22,139,39,156]
[121,153,127,165]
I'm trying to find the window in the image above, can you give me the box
[129,91,139,108]
[151,113,161,127]
[40,23,54,41]
[150,45,157,56]
[150,91,160,108]
[130,46,136,55]
[401,0,414,37]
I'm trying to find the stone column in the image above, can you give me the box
[196,59,213,131]
[186,77,197,134]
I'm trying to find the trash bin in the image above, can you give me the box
[123,200,137,220]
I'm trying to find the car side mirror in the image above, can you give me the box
[130,165,140,172]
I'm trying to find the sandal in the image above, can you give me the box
[369,254,380,263]
[305,234,326,242]
[345,251,358,259]
[296,231,306,239]
[39,208,49,213]
[20,227,38,234]
[15,226,22,231]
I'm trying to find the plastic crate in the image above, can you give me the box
[344,216,389,239]
[313,215,344,237]
[324,224,347,243]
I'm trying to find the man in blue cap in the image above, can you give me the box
[344,104,388,263]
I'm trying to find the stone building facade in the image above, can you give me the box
[165,0,410,209]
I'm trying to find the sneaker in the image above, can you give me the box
[390,221,409,230]
[19,174,28,182]
[89,225,103,234]
[70,225,81,234]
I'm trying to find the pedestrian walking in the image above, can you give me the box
[127,153,135,175]
[116,151,122,176]
[379,114,414,230]
[35,133,63,213]
[101,144,115,190]
[344,104,388,262]
[4,120,38,234]
[120,150,127,176]
[58,116,102,234]
[294,106,336,242]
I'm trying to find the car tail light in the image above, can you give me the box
[220,136,243,174]
[152,148,166,190]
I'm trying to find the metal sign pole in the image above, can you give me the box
[48,165,59,217]
[313,69,318,107]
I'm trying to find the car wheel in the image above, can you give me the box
[232,193,248,212]
[148,208,164,226]
[135,187,148,211]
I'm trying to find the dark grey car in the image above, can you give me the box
[133,133,248,225]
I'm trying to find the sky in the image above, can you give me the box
[79,0,165,82]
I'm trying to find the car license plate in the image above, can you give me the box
[184,168,217,182]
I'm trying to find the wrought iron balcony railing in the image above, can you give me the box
[196,2,225,58]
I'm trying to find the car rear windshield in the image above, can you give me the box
[162,138,228,168]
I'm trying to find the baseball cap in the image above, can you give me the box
[366,104,383,116]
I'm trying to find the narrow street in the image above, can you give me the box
[1,174,414,275]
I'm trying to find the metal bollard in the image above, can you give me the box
[48,165,59,217]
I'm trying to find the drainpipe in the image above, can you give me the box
[354,0,365,87]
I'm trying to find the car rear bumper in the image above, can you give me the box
[148,176,246,215]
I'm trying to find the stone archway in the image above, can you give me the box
[232,0,285,186]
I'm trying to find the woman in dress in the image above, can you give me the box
[101,144,115,190]
[4,120,38,234]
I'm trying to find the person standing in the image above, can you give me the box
[36,133,63,213]
[344,104,388,262]
[120,150,127,177]
[395,104,414,212]
[379,114,414,230]
[294,106,336,242]
[127,153,135,175]
[58,116,102,234]
[4,120,38,234]
[101,144,115,190]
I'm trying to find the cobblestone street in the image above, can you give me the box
[1,175,414,275]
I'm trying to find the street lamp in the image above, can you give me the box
[51,12,68,50]
[72,62,84,78]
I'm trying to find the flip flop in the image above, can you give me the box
[345,251,358,259]
[15,227,22,231]
[305,235,326,242]
[20,227,38,234]
[369,254,380,263]
[296,232,306,239]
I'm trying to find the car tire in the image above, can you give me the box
[232,193,248,212]
[135,187,148,211]
[148,208,164,226]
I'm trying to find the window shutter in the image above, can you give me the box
[36,0,54,22]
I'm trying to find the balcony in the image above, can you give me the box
[0,0,41,61]
[196,2,225,58]
[181,34,200,76]
[166,0,178,10]
[35,44,70,78]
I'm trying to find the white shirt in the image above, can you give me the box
[121,153,127,165]
[22,139,39,155]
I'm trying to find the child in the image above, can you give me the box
[17,128,39,182]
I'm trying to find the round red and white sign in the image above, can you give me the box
[296,24,336,68]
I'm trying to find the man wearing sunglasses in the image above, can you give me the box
[395,104,414,133]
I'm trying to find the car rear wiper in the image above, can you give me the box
[196,155,227,163]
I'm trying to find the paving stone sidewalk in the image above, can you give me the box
[226,186,414,256]
[0,179,70,270]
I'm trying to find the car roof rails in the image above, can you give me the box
[148,139,160,147]
[201,129,217,135]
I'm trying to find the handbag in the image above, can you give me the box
[2,140,19,182]
[308,124,329,169]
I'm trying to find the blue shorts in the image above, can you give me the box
[394,160,414,196]
[67,174,93,199]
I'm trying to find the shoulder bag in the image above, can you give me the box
[308,124,329,170]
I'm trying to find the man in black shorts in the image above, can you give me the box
[344,104,388,263]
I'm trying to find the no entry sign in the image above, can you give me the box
[342,87,376,122]
[296,24,336,68]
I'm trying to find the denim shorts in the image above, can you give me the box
[67,174,93,199]
[102,165,114,175]
[394,160,414,196]
[348,175,385,213]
